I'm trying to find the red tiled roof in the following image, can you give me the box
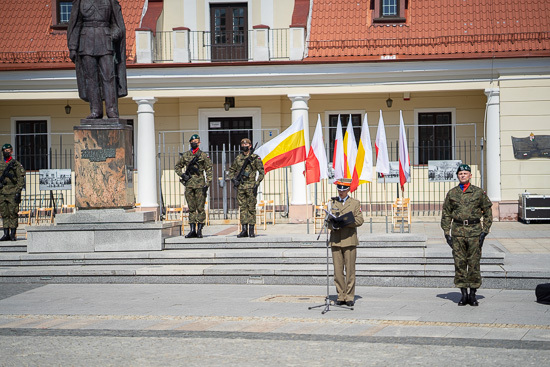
[0,0,143,66]
[308,0,550,59]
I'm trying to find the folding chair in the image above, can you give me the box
[35,207,54,225]
[392,198,411,232]
[165,207,184,234]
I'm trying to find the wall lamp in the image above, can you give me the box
[64,100,72,114]
[386,95,393,108]
[224,97,235,111]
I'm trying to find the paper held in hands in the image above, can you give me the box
[324,209,355,229]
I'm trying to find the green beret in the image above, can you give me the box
[456,164,471,174]
[2,143,12,150]
[189,134,200,142]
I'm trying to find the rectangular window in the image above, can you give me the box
[373,0,406,23]
[16,121,48,171]
[328,114,362,162]
[59,1,72,23]
[417,112,453,165]
[210,3,248,61]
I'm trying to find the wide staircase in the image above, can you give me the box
[0,232,513,288]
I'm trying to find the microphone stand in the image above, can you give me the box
[308,201,354,314]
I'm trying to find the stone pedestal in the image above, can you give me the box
[74,119,134,209]
[26,209,181,253]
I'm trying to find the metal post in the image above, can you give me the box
[222,144,228,219]
[480,138,484,190]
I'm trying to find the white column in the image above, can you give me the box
[288,94,310,205]
[484,88,501,202]
[133,97,159,209]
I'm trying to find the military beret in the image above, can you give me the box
[456,164,471,174]
[335,178,352,191]
[189,134,200,142]
[2,143,12,150]
[241,138,252,145]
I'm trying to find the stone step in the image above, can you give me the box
[0,242,26,252]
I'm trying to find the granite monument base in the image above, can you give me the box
[26,209,181,253]
[74,119,134,209]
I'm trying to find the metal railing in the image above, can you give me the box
[151,29,290,63]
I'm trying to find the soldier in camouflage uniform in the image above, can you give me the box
[0,144,26,241]
[441,164,492,306]
[175,134,212,238]
[229,138,264,238]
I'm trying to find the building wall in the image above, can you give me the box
[500,77,550,205]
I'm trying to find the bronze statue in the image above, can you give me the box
[67,0,128,119]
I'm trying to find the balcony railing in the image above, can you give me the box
[148,28,292,63]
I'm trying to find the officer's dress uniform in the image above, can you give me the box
[441,183,492,290]
[329,195,364,304]
[229,152,264,235]
[0,157,25,241]
[175,148,212,235]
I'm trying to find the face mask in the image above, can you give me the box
[2,151,10,159]
[190,143,199,150]
[241,146,249,152]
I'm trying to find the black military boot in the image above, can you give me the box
[458,288,469,306]
[9,228,17,241]
[248,224,255,238]
[237,224,248,238]
[185,223,197,238]
[196,223,204,238]
[0,228,10,241]
[469,288,479,306]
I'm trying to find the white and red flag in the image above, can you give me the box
[375,110,390,177]
[398,110,411,190]
[305,115,328,185]
[332,115,345,180]
[356,113,373,184]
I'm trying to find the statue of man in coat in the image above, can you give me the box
[67,0,128,120]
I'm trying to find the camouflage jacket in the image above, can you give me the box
[229,152,265,189]
[441,184,493,237]
[175,150,213,189]
[0,158,25,195]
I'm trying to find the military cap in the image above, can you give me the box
[241,138,252,145]
[189,134,200,142]
[335,178,352,191]
[2,143,12,151]
[456,164,471,174]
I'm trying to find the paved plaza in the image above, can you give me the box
[1,220,549,365]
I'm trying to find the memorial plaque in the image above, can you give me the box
[512,135,550,159]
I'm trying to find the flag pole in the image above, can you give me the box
[384,177,388,217]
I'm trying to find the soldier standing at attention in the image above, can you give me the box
[441,164,492,306]
[327,178,364,307]
[175,135,212,238]
[0,144,25,241]
[229,138,264,238]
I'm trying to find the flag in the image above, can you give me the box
[356,113,373,184]
[332,115,345,180]
[343,116,359,192]
[256,115,306,173]
[398,110,410,190]
[305,115,328,185]
[375,110,390,177]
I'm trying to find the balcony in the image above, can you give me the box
[136,27,306,64]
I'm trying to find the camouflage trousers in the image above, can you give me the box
[184,187,206,224]
[0,194,19,229]
[452,236,482,288]
[237,188,257,225]
[331,246,357,302]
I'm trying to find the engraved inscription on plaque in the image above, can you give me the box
[81,148,116,162]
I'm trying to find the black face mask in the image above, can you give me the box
[241,146,249,152]
[190,143,199,150]
[2,151,10,159]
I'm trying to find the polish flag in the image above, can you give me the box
[305,115,328,185]
[332,115,345,180]
[344,116,360,192]
[375,110,390,177]
[398,110,411,190]
[356,113,373,184]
